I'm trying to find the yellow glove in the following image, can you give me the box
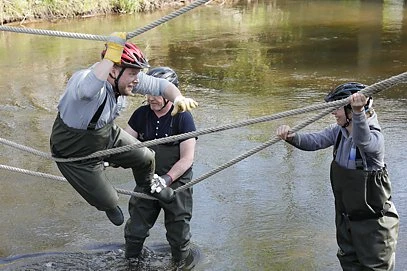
[172,95,198,116]
[103,32,127,65]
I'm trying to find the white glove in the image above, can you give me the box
[150,174,167,193]
[172,96,198,116]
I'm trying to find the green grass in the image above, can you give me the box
[0,0,165,25]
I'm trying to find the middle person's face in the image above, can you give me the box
[146,95,166,111]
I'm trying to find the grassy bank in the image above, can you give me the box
[0,0,190,25]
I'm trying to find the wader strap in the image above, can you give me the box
[87,92,108,130]
[355,146,363,170]
[333,130,364,170]
[345,201,391,221]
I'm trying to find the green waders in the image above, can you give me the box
[330,161,399,271]
[50,114,155,211]
[124,143,193,261]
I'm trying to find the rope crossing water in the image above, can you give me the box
[1,71,406,198]
[0,0,210,41]
[0,0,406,199]
[1,72,407,198]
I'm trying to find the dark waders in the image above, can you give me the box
[330,161,399,271]
[50,114,155,211]
[125,143,193,261]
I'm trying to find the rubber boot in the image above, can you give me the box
[125,240,144,259]
[174,248,200,271]
[105,206,124,226]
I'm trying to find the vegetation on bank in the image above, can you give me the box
[0,0,189,25]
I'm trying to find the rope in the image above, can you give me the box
[1,70,406,162]
[1,72,406,199]
[127,0,210,39]
[1,0,404,201]
[1,102,340,162]
[0,108,333,200]
[0,164,155,200]
[174,107,335,192]
[1,70,406,199]
[2,71,405,163]
[0,0,210,41]
[43,71,407,161]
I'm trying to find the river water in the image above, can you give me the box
[0,0,407,270]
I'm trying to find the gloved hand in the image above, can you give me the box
[171,95,198,116]
[160,174,173,186]
[103,32,127,65]
[150,174,167,193]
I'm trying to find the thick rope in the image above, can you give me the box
[1,71,405,163]
[1,72,406,199]
[0,0,210,41]
[174,107,335,192]
[127,0,210,39]
[42,71,407,161]
[0,102,340,162]
[0,108,333,200]
[0,164,155,200]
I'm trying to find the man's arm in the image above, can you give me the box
[134,73,198,115]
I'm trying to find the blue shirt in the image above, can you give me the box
[127,104,196,144]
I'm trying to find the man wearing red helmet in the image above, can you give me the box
[50,32,198,227]
[276,82,399,271]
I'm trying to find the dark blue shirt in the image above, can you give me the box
[127,105,196,144]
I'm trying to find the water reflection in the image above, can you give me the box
[0,1,407,270]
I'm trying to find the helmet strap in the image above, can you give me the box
[111,67,126,99]
[342,119,351,128]
[158,99,170,111]
[342,106,352,128]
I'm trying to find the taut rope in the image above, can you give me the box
[0,0,406,199]
[0,0,210,41]
[1,71,406,163]
[1,71,406,198]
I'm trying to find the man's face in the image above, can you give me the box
[115,67,140,96]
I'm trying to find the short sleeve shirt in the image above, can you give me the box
[127,105,196,143]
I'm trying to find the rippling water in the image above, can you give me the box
[1,0,407,270]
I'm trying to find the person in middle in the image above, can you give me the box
[124,66,198,269]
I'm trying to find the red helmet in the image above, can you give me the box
[101,42,150,69]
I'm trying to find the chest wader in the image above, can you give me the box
[50,114,119,211]
[125,143,193,261]
[331,133,399,271]
[50,94,120,211]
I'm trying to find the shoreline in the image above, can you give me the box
[1,0,207,26]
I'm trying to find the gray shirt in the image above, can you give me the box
[57,63,170,130]
[289,111,384,170]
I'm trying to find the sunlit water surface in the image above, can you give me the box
[0,0,407,270]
